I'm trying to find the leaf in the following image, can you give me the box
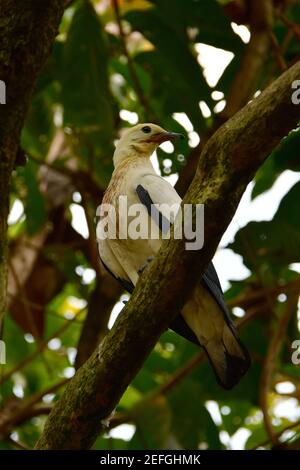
[21,88,55,158]
[18,162,46,235]
[252,128,300,199]
[93,437,128,450]
[61,0,115,185]
[245,425,268,450]
[220,400,253,436]
[125,5,213,131]
[34,41,63,96]
[129,395,172,449]
[229,181,300,274]
[168,379,222,449]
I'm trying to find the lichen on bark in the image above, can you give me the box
[35,61,300,450]
[0,0,65,331]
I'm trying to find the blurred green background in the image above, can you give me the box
[1,0,300,450]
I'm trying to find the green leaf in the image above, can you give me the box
[129,395,172,449]
[125,5,213,131]
[220,400,253,436]
[252,128,300,199]
[18,162,46,235]
[168,379,222,449]
[21,88,55,158]
[61,0,115,185]
[229,181,300,273]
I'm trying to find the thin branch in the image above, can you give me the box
[259,293,299,446]
[8,257,53,377]
[0,378,69,437]
[252,417,300,450]
[111,0,157,122]
[175,0,274,197]
[28,152,103,200]
[269,31,288,72]
[0,308,84,386]
[280,13,300,41]
[227,277,300,309]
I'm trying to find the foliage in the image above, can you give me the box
[1,0,300,451]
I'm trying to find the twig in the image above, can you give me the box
[111,0,157,122]
[252,417,300,449]
[238,230,300,446]
[227,277,300,309]
[175,0,274,196]
[6,293,83,324]
[0,378,69,437]
[280,13,300,41]
[8,258,53,378]
[8,258,39,338]
[0,308,85,386]
[269,31,288,71]
[28,153,103,200]
[156,351,205,397]
[259,293,299,447]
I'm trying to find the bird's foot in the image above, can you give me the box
[138,256,154,275]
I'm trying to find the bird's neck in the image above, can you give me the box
[113,144,154,168]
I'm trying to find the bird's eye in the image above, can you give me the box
[141,126,151,134]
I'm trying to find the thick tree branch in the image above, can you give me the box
[0,0,65,332]
[35,61,300,450]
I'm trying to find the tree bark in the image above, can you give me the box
[0,0,65,332]
[35,61,300,450]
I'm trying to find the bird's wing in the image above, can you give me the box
[136,173,182,233]
[135,175,200,340]
[137,173,182,206]
[101,258,135,294]
[202,262,231,323]
[97,229,135,293]
[136,176,230,310]
[135,174,235,335]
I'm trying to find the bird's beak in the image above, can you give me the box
[144,131,184,144]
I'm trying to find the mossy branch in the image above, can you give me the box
[0,0,65,332]
[35,61,300,450]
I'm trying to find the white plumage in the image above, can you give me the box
[97,123,250,389]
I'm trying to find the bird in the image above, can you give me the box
[97,123,251,389]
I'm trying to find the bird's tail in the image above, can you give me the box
[204,323,251,390]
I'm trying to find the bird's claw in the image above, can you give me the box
[138,256,154,275]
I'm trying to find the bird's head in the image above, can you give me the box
[113,123,184,167]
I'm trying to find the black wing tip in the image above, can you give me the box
[221,349,252,390]
[100,259,135,294]
[203,335,251,390]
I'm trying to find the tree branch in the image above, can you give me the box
[0,0,65,332]
[35,61,300,450]
[259,293,299,446]
[175,0,275,196]
[111,0,157,122]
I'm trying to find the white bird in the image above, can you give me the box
[97,123,250,389]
